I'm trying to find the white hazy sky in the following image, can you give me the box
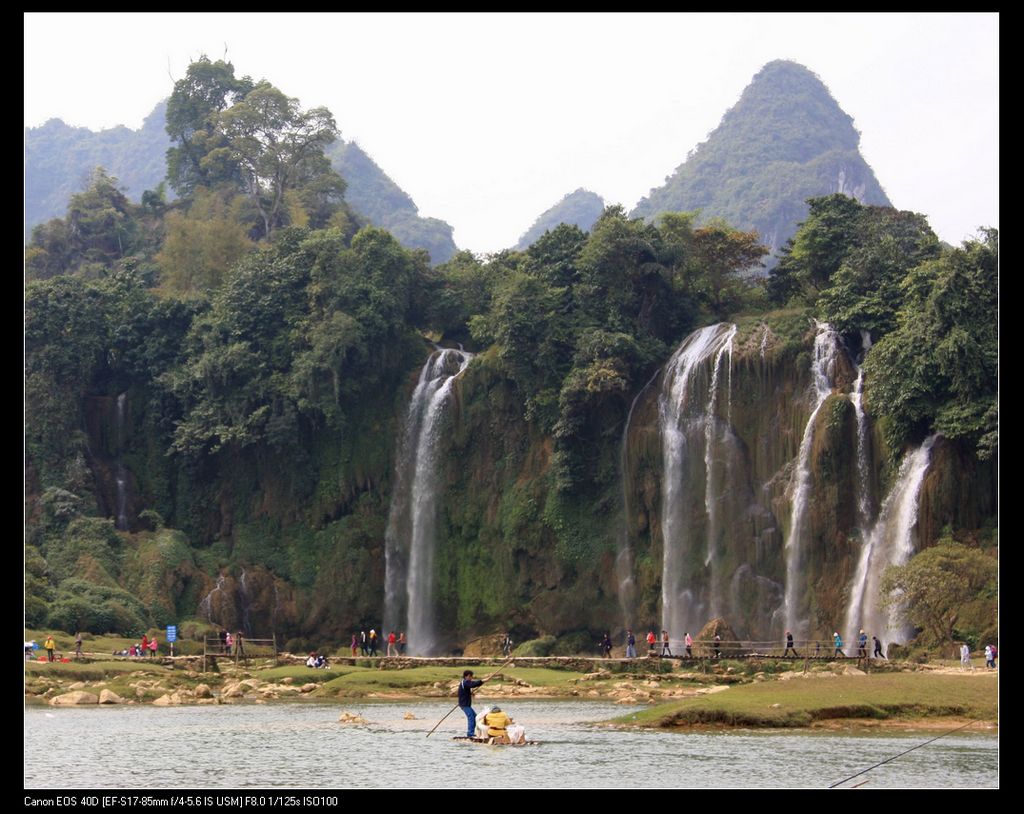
[25,12,998,254]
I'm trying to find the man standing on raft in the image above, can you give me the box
[458,670,484,739]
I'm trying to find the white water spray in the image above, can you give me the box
[783,322,840,636]
[844,435,937,644]
[658,323,736,639]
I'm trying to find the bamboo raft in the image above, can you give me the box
[452,736,539,747]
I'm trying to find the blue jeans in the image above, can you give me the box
[462,706,476,737]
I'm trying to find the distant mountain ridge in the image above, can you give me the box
[515,188,605,250]
[25,102,171,242]
[25,102,459,263]
[631,60,891,259]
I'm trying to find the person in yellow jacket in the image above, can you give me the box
[481,706,513,743]
[44,635,56,662]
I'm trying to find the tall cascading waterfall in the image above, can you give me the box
[115,392,129,531]
[384,347,473,655]
[843,434,937,645]
[702,328,736,620]
[658,323,737,640]
[783,322,840,637]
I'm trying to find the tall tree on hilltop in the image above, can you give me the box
[212,82,342,239]
[165,57,255,195]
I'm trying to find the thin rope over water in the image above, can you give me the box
[828,720,978,788]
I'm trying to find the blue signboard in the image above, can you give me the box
[167,625,177,643]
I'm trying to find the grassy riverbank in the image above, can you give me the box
[24,646,998,733]
[613,672,998,730]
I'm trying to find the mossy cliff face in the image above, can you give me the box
[428,349,624,648]
[73,322,995,648]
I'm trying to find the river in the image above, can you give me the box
[24,700,997,789]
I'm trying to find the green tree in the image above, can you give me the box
[864,230,997,457]
[881,537,997,650]
[165,57,255,195]
[688,220,768,316]
[155,189,254,296]
[26,168,141,280]
[212,82,343,239]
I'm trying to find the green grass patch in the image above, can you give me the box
[616,673,998,729]
[24,660,171,680]
[492,667,587,687]
[257,665,363,682]
[319,666,456,695]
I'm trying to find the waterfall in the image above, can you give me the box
[115,392,129,531]
[384,347,473,655]
[616,367,661,628]
[239,568,252,636]
[199,575,226,622]
[844,435,937,645]
[783,322,840,636]
[850,364,873,533]
[702,326,737,619]
[658,323,736,639]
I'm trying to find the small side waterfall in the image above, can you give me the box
[783,322,840,637]
[384,347,473,656]
[115,392,129,531]
[199,575,226,622]
[844,434,937,644]
[616,367,661,628]
[658,323,736,639]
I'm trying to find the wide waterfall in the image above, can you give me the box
[783,322,840,637]
[658,323,737,640]
[384,347,473,655]
[843,435,937,646]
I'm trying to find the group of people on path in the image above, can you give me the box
[351,629,406,657]
[963,643,998,670]
[621,630,699,659]
[218,629,245,656]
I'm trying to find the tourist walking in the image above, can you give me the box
[873,636,885,659]
[600,632,613,658]
[625,630,636,659]
[351,634,358,656]
[684,632,693,658]
[44,634,56,663]
[661,630,673,657]
[858,630,868,658]
[713,634,722,659]
[360,630,368,656]
[646,630,657,655]
[960,643,972,671]
[387,630,397,657]
[833,632,845,657]
[784,631,798,657]
[369,629,378,656]
[399,632,407,655]
[74,632,83,660]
